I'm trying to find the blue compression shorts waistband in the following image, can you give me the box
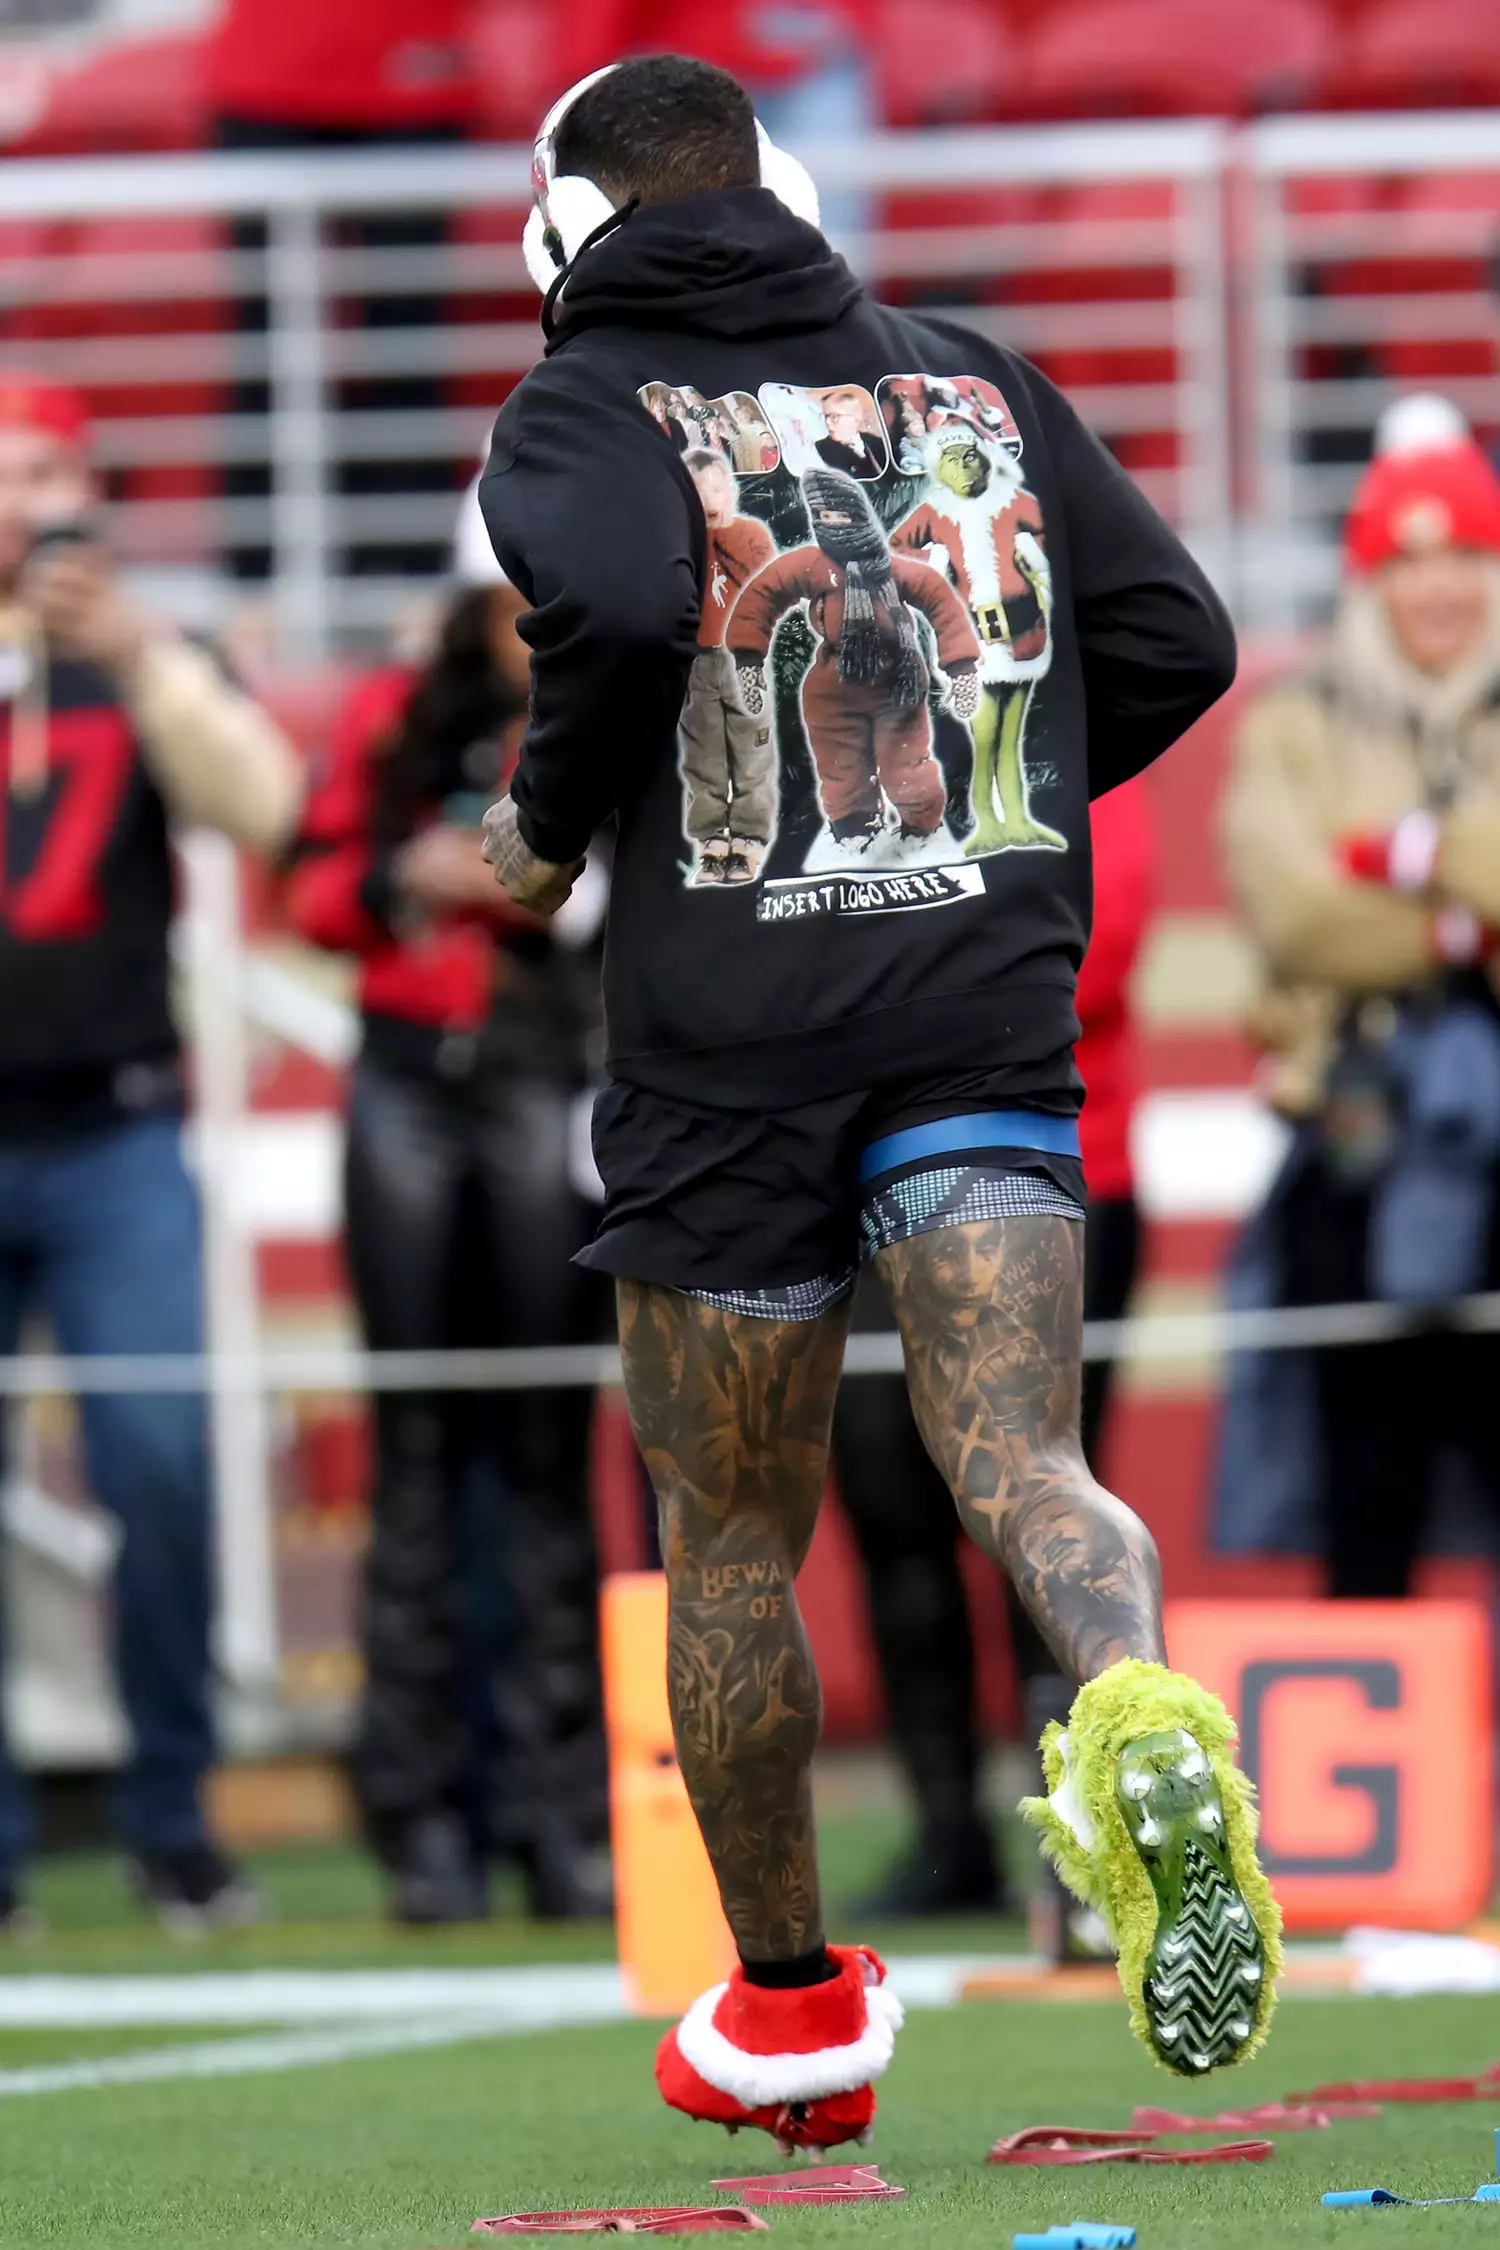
[858,1109,1082,1185]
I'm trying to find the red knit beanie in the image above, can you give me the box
[1345,441,1500,576]
[0,374,89,451]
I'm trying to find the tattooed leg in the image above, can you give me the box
[876,1214,1164,1683]
[616,1280,851,1959]
[880,1214,1282,2078]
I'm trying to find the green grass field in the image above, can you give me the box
[0,1817,1497,2249]
[3,1988,1499,2249]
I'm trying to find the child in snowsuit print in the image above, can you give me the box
[726,469,979,862]
[891,424,1064,857]
[679,449,778,884]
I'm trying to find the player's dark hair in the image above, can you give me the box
[371,585,525,848]
[554,55,759,209]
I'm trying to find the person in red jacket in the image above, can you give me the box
[831,780,1154,1927]
[286,520,609,1924]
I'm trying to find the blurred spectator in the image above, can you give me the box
[1224,405,1500,1596]
[833,782,1154,1932]
[561,5,876,240]
[206,0,477,581]
[285,489,610,1922]
[0,374,303,1930]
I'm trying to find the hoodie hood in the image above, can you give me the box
[545,186,862,352]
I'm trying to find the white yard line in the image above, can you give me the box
[0,1946,1358,2100]
[0,1963,629,2028]
[0,1956,987,2101]
[0,2009,565,2097]
[0,1956,1003,2031]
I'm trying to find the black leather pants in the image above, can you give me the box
[342,1052,608,1866]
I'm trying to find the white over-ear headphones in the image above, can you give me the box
[522,64,822,295]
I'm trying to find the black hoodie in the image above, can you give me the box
[481,186,1235,1109]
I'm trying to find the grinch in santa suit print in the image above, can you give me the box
[891,417,1065,856]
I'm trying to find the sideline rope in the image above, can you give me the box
[1,1291,1498,1394]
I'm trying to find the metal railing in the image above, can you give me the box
[0,127,1233,652]
[1243,111,1500,627]
[4,122,1497,647]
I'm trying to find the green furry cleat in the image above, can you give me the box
[1020,1660,1283,2078]
[1116,1729,1265,2074]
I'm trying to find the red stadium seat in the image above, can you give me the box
[17,33,208,154]
[1370,170,1500,388]
[0,49,52,150]
[875,0,1018,126]
[1341,0,1500,109]
[1018,180,1175,303]
[470,0,568,141]
[1380,169,1500,287]
[1314,171,1497,311]
[1022,0,1336,117]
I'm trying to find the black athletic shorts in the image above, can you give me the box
[578,1065,1088,1320]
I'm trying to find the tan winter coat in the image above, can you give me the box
[127,633,303,856]
[1222,573,1500,1114]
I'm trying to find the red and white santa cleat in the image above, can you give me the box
[655,1945,903,2154]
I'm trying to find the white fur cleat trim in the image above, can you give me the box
[674,1980,905,2109]
[1048,1730,1097,1852]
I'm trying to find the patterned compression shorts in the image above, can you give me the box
[578,1077,1087,1321]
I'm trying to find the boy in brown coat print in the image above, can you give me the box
[679,448,778,883]
[727,469,979,863]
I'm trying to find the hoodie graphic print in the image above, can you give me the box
[661,370,1063,918]
[481,186,1236,1104]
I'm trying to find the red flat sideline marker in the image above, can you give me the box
[473,2208,766,2234]
[1132,2102,1382,2133]
[988,2128,1273,2167]
[710,2162,906,2205]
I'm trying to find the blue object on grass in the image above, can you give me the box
[1324,2186,1500,2211]
[1014,2229,1137,2249]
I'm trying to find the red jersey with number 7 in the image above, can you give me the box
[0,651,178,1138]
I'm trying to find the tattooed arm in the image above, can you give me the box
[481,793,584,916]
[617,1279,850,1960]
[877,1214,1164,1682]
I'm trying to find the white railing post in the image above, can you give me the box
[181,833,280,1723]
[264,203,331,663]
[1175,143,1235,602]
[1243,157,1299,631]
